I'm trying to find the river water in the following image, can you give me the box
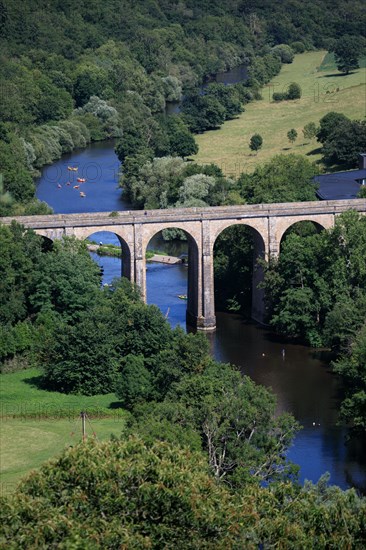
[35,138,366,494]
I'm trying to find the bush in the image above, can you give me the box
[272,83,301,102]
[272,92,287,102]
[287,82,302,100]
[291,41,306,53]
[115,354,154,408]
[249,133,263,152]
[272,44,294,64]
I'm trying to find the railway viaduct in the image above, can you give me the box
[2,199,365,330]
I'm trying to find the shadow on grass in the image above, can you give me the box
[23,374,47,390]
[318,72,356,78]
[306,147,322,156]
[109,401,124,409]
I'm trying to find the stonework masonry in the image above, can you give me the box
[2,199,365,330]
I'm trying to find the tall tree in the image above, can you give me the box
[331,35,363,74]
[321,119,366,167]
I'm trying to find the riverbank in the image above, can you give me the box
[193,51,366,175]
[87,242,182,264]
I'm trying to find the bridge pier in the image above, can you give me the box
[134,224,146,300]
[199,244,216,331]
[187,249,216,331]
[121,239,133,280]
[186,226,216,331]
[251,230,267,325]
[187,312,216,331]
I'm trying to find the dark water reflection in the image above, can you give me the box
[212,63,248,85]
[209,313,366,491]
[36,141,366,493]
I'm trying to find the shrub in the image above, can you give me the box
[115,354,154,408]
[272,44,294,64]
[291,41,306,53]
[287,82,302,100]
[272,92,287,102]
[249,133,263,152]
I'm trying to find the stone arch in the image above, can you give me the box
[212,221,267,324]
[142,223,201,329]
[81,228,132,281]
[34,231,54,251]
[279,219,326,250]
[34,229,53,241]
[210,218,269,257]
[141,222,201,253]
[275,215,334,250]
[34,228,64,241]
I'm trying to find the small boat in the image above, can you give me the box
[77,178,86,183]
[57,184,62,188]
[68,166,78,171]
[73,185,80,189]
[178,294,187,300]
[80,192,86,198]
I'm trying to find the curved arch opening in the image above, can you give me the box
[84,231,131,285]
[280,221,325,251]
[213,224,266,323]
[39,235,54,252]
[146,229,198,329]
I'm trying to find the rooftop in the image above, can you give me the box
[314,168,366,200]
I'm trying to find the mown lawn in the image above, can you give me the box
[193,51,366,177]
[0,369,127,491]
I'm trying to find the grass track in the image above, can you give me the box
[0,369,126,491]
[192,51,366,177]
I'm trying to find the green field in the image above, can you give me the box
[0,369,126,491]
[193,51,366,177]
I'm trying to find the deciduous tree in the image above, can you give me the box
[287,128,298,144]
[249,133,263,153]
[331,35,363,74]
[302,122,317,142]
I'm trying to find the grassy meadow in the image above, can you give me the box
[0,369,126,491]
[193,51,366,177]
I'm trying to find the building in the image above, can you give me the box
[314,153,366,200]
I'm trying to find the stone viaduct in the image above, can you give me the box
[2,199,365,330]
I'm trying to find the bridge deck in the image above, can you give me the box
[1,199,365,229]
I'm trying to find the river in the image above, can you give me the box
[35,138,366,495]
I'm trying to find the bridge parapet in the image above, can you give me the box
[1,199,365,229]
